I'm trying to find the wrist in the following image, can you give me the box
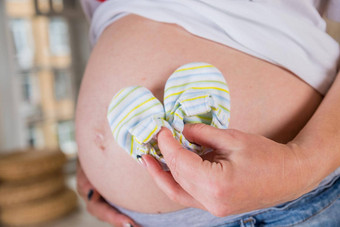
[288,138,338,190]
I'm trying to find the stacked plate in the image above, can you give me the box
[0,149,78,226]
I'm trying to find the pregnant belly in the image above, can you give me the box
[76,15,322,214]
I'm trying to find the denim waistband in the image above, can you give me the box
[113,167,340,227]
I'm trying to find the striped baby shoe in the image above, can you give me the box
[107,62,231,169]
[164,62,231,155]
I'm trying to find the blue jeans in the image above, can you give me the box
[114,174,340,227]
[219,176,340,227]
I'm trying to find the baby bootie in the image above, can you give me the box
[107,86,172,168]
[164,62,231,155]
[107,62,231,169]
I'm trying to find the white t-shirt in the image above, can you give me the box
[81,0,340,95]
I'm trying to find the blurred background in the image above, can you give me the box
[0,0,339,226]
[0,0,109,226]
[0,0,87,160]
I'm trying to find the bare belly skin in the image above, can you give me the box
[76,15,322,214]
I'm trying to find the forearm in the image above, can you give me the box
[293,71,340,182]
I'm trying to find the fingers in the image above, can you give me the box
[157,127,207,182]
[76,159,94,198]
[182,124,229,149]
[143,154,205,210]
[86,197,138,227]
[156,128,220,205]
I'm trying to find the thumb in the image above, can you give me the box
[183,123,228,150]
[156,127,206,181]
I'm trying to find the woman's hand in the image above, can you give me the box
[143,124,320,217]
[76,160,139,227]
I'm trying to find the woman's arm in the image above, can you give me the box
[142,72,340,217]
[292,71,340,183]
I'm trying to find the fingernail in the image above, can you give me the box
[136,155,146,167]
[124,223,133,227]
[87,189,94,201]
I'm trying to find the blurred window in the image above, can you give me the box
[48,17,70,56]
[10,18,35,69]
[21,73,40,104]
[54,70,72,100]
[22,74,32,102]
[3,0,90,158]
[57,120,77,157]
[28,124,44,147]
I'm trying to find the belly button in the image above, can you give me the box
[95,132,106,151]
